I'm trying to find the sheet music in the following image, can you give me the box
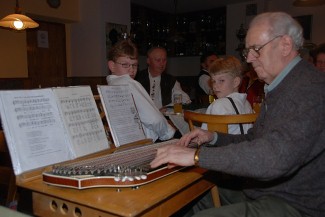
[97,85,146,147]
[53,86,110,157]
[0,88,72,175]
[0,86,111,175]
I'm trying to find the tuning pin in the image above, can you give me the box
[114,174,121,182]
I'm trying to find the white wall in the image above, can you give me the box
[0,0,130,78]
[226,0,325,59]
[226,1,265,58]
[266,0,325,45]
[69,0,131,77]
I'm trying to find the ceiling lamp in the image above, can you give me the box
[293,0,325,7]
[0,0,39,31]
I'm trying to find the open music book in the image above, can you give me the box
[97,85,146,147]
[0,86,111,175]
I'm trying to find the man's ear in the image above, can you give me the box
[108,60,115,73]
[281,35,293,56]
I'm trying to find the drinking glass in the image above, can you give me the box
[253,94,264,113]
[173,94,182,114]
[208,89,215,104]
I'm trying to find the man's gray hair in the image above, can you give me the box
[250,12,304,50]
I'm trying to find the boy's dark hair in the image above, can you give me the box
[200,51,218,63]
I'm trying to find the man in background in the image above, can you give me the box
[135,47,191,110]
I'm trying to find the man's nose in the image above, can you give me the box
[246,51,256,63]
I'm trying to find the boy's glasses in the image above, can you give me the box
[114,62,138,69]
[242,35,283,59]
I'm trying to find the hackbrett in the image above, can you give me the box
[42,139,182,189]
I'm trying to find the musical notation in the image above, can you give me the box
[54,87,109,151]
[0,86,110,175]
[98,85,145,147]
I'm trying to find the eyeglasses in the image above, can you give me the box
[242,35,283,59]
[114,62,138,69]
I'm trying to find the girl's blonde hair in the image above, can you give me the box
[208,56,243,78]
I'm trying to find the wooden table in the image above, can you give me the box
[18,167,219,217]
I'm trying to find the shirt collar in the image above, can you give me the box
[148,69,161,81]
[264,56,301,94]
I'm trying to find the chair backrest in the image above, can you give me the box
[184,110,258,133]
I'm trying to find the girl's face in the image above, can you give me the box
[211,73,240,98]
[108,56,138,79]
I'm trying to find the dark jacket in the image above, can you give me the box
[197,69,210,96]
[136,68,176,106]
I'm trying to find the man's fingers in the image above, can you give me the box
[151,148,169,168]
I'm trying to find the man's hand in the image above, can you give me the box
[150,144,196,169]
[177,128,214,147]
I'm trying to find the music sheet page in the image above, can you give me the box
[98,85,146,147]
[0,88,72,175]
[53,86,110,157]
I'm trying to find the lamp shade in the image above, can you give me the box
[0,13,39,30]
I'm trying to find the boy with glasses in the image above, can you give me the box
[106,40,175,142]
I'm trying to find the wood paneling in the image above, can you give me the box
[26,21,67,88]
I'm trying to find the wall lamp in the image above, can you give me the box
[0,0,39,31]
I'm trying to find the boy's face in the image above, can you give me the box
[108,56,138,79]
[211,73,240,98]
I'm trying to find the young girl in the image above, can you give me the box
[201,56,253,134]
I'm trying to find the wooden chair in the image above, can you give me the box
[184,110,258,133]
[0,130,17,206]
[183,111,258,208]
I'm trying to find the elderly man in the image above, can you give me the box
[135,47,191,109]
[150,12,325,217]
